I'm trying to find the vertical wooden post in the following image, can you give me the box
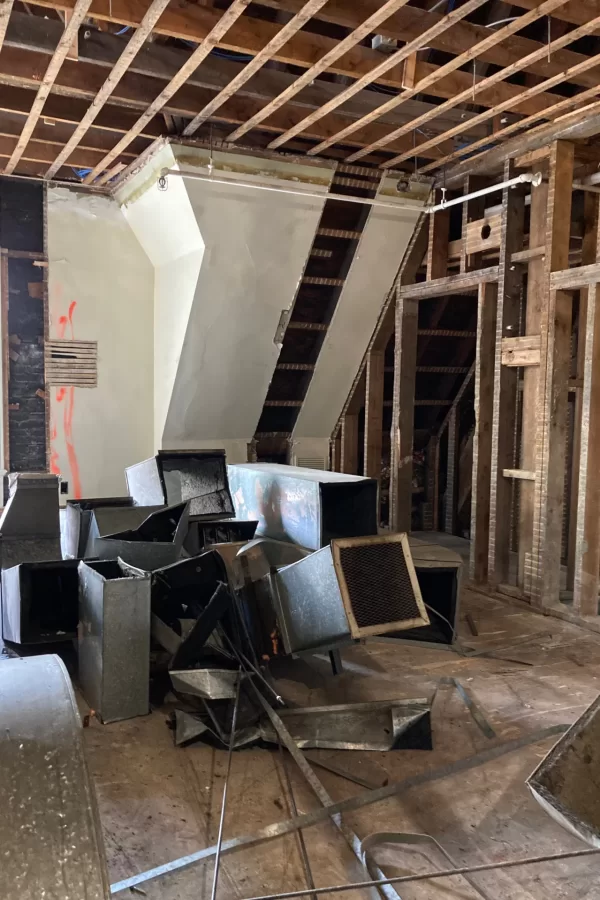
[340,414,359,474]
[567,194,599,589]
[331,432,341,472]
[573,282,600,616]
[364,349,385,478]
[531,140,574,607]
[518,173,548,591]
[444,407,459,534]
[423,436,437,531]
[460,175,487,273]
[389,218,428,533]
[488,160,526,585]
[390,289,418,532]
[426,199,449,281]
[470,281,497,583]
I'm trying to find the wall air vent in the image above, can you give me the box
[45,339,97,388]
[295,457,327,470]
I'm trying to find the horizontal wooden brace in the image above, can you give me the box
[550,263,600,291]
[501,334,541,367]
[503,468,536,481]
[399,267,499,299]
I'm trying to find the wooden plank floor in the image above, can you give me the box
[83,585,600,900]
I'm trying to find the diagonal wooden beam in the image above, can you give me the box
[262,0,600,89]
[0,0,14,50]
[45,0,171,179]
[226,0,411,144]
[83,0,252,183]
[316,0,572,161]
[420,80,600,176]
[182,0,331,137]
[266,0,489,151]
[3,0,92,174]
[376,22,600,169]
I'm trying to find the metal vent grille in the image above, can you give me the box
[332,534,429,638]
[45,339,97,388]
[296,457,327,470]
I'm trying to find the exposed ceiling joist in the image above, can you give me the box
[45,0,171,178]
[4,0,91,173]
[360,13,600,166]
[182,0,332,137]
[302,0,571,157]
[267,0,490,151]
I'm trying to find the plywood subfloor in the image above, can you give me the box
[83,586,600,900]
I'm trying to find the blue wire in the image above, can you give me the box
[72,167,92,178]
[116,25,130,34]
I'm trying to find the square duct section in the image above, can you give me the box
[270,533,429,653]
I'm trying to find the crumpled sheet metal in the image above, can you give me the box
[528,692,600,848]
[260,699,432,751]
[173,708,260,748]
[0,655,110,899]
[170,668,239,700]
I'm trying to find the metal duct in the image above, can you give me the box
[528,692,600,847]
[228,462,378,550]
[270,533,429,653]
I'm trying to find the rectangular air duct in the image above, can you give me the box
[228,463,377,550]
[78,559,151,723]
[2,558,80,644]
[126,450,233,517]
[269,533,429,653]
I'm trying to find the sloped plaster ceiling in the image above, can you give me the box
[293,177,427,458]
[118,144,333,461]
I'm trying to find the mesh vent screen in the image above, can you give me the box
[338,542,421,630]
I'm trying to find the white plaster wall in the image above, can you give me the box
[293,182,426,445]
[119,153,203,451]
[47,187,154,499]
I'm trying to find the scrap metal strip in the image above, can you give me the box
[110,724,568,894]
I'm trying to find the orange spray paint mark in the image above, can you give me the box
[49,300,82,498]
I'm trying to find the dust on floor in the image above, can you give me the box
[83,587,600,900]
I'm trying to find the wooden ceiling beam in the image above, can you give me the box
[2,13,570,127]
[0,50,472,161]
[0,83,165,137]
[0,108,148,153]
[4,0,92,173]
[226,0,411,143]
[262,0,600,90]
[268,0,490,150]
[305,0,571,157]
[509,0,596,25]
[45,0,171,178]
[379,20,600,168]
[27,0,408,87]
[0,130,132,166]
[182,0,332,137]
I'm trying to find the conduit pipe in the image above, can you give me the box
[159,168,543,214]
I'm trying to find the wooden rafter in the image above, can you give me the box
[226,0,411,143]
[305,0,570,158]
[44,0,171,179]
[83,0,252,182]
[4,0,92,174]
[379,19,600,169]
[181,0,331,138]
[267,0,490,151]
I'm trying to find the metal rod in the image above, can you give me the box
[160,168,425,211]
[426,172,542,213]
[240,847,600,900]
[161,168,541,216]
[109,724,567,895]
[210,669,242,900]
[573,182,600,195]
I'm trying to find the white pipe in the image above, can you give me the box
[160,168,425,211]
[160,168,543,215]
[573,182,600,194]
[426,171,542,214]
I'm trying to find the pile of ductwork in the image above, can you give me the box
[0,458,462,751]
